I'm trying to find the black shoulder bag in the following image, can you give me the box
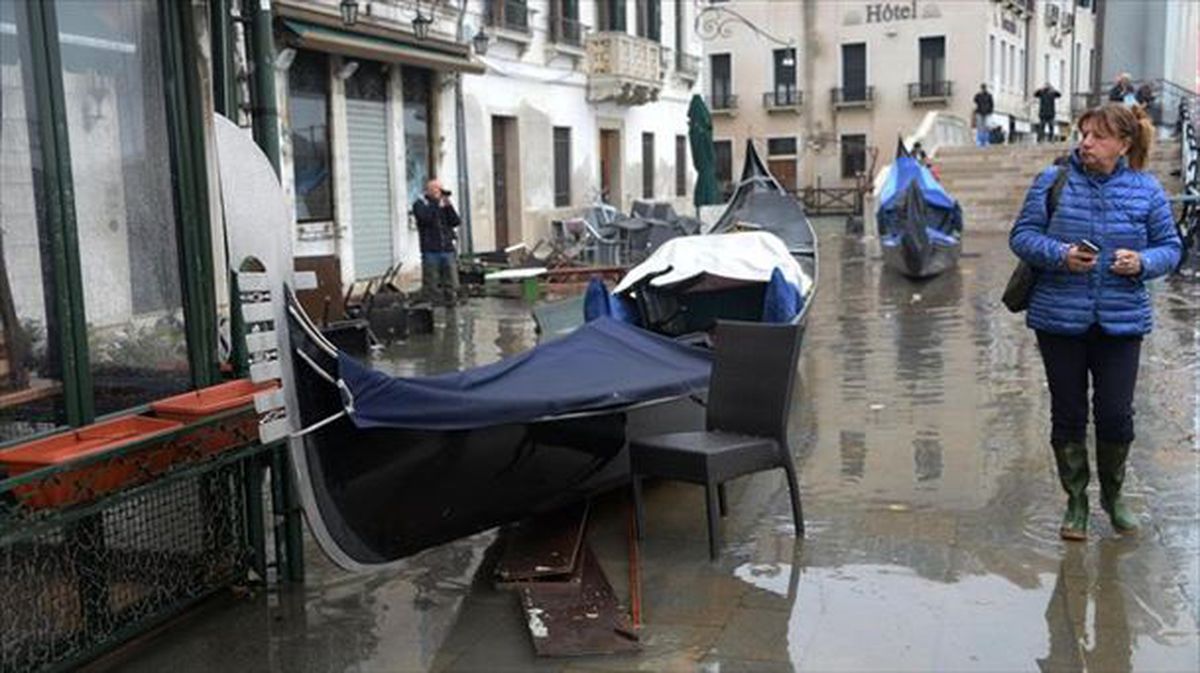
[1002,166,1069,313]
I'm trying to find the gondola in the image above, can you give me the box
[591,140,818,338]
[876,140,963,278]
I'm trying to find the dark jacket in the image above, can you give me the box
[1108,83,1133,102]
[973,90,994,116]
[413,196,461,253]
[1009,151,1181,336]
[1034,86,1061,119]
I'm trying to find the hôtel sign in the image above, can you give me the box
[865,0,919,23]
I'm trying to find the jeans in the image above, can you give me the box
[1036,326,1143,445]
[975,113,989,147]
[421,251,460,304]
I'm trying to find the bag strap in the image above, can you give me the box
[1046,164,1069,221]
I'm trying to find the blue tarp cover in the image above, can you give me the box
[338,317,713,430]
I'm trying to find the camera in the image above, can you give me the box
[441,188,452,197]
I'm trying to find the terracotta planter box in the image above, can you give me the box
[151,379,275,457]
[0,415,183,509]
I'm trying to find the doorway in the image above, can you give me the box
[491,116,519,249]
[599,128,622,206]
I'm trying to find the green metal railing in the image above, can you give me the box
[0,411,274,672]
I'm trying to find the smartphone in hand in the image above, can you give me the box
[1077,239,1100,254]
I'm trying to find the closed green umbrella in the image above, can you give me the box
[688,94,722,209]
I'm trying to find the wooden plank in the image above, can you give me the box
[495,501,588,583]
[519,546,640,657]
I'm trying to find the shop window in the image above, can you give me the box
[553,127,571,207]
[288,50,333,222]
[402,67,432,205]
[55,0,189,416]
[841,134,867,179]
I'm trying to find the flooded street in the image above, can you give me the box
[108,219,1199,672]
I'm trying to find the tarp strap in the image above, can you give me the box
[295,347,336,385]
[291,409,348,439]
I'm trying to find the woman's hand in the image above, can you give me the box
[1065,245,1098,273]
[1110,249,1142,276]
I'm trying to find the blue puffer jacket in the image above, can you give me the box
[1009,150,1181,336]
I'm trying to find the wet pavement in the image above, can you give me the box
[105,219,1199,672]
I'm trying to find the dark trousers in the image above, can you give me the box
[421,252,459,304]
[1037,116,1055,142]
[1036,326,1142,445]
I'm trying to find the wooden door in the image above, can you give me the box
[492,117,509,249]
[768,158,797,192]
[599,129,620,205]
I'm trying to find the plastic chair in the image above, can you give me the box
[630,320,805,560]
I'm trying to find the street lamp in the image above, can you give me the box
[472,27,490,56]
[339,0,359,26]
[412,0,433,40]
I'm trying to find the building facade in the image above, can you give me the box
[460,0,701,254]
[702,0,1097,190]
[1097,0,1198,101]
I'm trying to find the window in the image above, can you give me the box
[1000,40,1008,90]
[636,0,661,42]
[1059,58,1065,92]
[675,135,687,197]
[1,0,215,438]
[768,137,798,156]
[714,140,733,199]
[487,0,531,33]
[288,50,333,222]
[551,0,581,46]
[1074,43,1081,89]
[598,0,626,31]
[1019,48,1026,96]
[1009,44,1016,89]
[553,127,571,207]
[989,35,996,87]
[773,48,797,101]
[710,53,732,107]
[642,132,655,198]
[841,134,867,179]
[918,36,945,96]
[402,68,433,205]
[841,43,866,100]
[1044,54,1051,87]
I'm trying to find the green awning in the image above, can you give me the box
[280,19,484,75]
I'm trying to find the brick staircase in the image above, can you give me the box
[936,140,1184,232]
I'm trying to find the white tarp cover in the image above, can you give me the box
[613,231,812,297]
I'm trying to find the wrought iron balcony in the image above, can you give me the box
[908,80,953,103]
[554,16,583,47]
[763,88,803,111]
[707,92,738,114]
[488,0,530,34]
[585,32,664,106]
[831,86,874,109]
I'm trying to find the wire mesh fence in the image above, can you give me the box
[0,414,269,673]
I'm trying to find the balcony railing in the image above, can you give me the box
[488,0,530,34]
[763,88,803,110]
[585,32,664,105]
[707,92,738,113]
[908,80,953,102]
[554,16,583,47]
[831,86,874,108]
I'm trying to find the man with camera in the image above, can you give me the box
[413,179,462,306]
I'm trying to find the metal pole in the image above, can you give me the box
[249,0,281,175]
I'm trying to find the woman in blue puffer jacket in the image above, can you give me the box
[1010,103,1181,541]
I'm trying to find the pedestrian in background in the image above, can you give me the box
[1009,103,1181,541]
[974,84,994,147]
[413,179,462,306]
[1108,73,1136,105]
[1034,82,1061,143]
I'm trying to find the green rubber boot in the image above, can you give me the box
[1097,441,1138,534]
[1052,440,1090,541]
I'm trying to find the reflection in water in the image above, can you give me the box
[912,429,943,483]
[1038,542,1135,673]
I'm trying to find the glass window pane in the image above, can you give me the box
[288,50,333,222]
[55,0,190,416]
[403,67,432,205]
[0,0,69,440]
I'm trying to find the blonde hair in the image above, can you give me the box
[1077,103,1155,170]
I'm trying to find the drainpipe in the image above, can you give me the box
[455,1,473,253]
[249,0,281,175]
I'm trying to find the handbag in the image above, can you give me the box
[1002,165,1070,314]
[1002,261,1035,312]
